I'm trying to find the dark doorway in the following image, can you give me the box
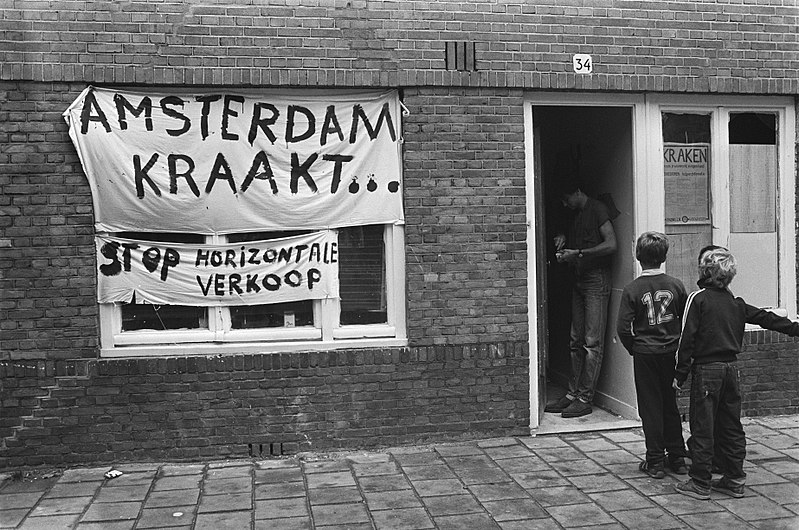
[533,105,637,428]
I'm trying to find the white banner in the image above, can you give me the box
[65,87,404,234]
[96,231,339,306]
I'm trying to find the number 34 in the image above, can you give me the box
[572,54,593,73]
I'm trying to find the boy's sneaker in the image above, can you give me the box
[544,395,572,413]
[674,479,710,500]
[561,399,592,418]
[711,477,745,498]
[639,460,665,479]
[667,456,688,475]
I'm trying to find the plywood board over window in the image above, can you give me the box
[729,143,778,308]
[730,145,776,233]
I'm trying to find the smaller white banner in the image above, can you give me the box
[96,231,339,306]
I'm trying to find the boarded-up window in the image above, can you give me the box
[728,113,778,307]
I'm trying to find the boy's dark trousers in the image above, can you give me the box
[633,352,686,465]
[688,362,747,488]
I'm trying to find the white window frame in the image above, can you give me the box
[644,94,797,319]
[99,224,407,357]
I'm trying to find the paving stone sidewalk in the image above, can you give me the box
[1,415,798,529]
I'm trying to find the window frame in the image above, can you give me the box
[644,94,796,319]
[98,224,407,357]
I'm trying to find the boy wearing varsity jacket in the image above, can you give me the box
[617,232,688,479]
[673,248,799,500]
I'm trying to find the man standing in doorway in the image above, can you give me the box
[545,178,617,418]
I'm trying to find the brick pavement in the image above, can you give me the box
[1,415,798,529]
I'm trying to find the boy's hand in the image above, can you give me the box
[672,379,682,392]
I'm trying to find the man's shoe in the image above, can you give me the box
[561,399,592,418]
[544,395,572,413]
[711,477,745,498]
[674,479,710,500]
[639,460,665,479]
[667,456,688,475]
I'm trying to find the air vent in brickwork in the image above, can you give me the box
[249,442,284,457]
[445,41,476,71]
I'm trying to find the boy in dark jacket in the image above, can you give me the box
[673,248,799,500]
[617,232,688,478]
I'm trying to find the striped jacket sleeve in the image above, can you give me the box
[674,289,702,386]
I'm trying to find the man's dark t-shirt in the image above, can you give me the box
[567,197,611,271]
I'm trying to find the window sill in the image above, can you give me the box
[100,337,409,358]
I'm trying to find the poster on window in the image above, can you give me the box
[96,231,339,306]
[64,87,404,234]
[664,143,710,223]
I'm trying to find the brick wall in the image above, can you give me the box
[0,83,97,361]
[403,87,528,346]
[0,344,530,468]
[0,81,530,355]
[3,1,799,467]
[2,1,799,94]
[0,80,532,466]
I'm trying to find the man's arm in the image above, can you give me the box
[558,220,617,263]
[588,219,617,258]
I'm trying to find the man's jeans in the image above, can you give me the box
[688,362,747,489]
[567,267,611,404]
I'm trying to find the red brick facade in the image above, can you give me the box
[2,1,798,467]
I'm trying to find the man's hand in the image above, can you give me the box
[672,379,682,392]
[554,234,566,251]
[556,248,580,263]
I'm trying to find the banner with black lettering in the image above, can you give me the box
[96,231,339,306]
[65,87,403,233]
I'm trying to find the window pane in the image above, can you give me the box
[227,231,308,243]
[339,225,387,325]
[230,301,313,329]
[662,112,710,143]
[729,113,776,145]
[662,113,712,291]
[226,231,316,329]
[119,232,207,331]
[122,302,207,331]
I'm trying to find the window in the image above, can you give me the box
[99,224,406,356]
[727,112,778,308]
[662,112,712,291]
[656,99,795,316]
[68,88,410,357]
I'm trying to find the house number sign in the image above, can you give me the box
[572,54,593,74]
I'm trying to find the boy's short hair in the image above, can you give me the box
[697,244,726,264]
[699,248,737,288]
[636,231,669,266]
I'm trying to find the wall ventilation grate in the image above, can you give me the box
[445,41,476,71]
[249,442,284,457]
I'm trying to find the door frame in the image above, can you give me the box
[524,92,648,430]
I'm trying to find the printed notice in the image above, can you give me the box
[664,143,710,223]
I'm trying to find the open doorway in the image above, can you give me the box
[532,104,639,433]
